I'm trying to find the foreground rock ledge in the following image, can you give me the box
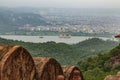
[0,45,36,80]
[33,57,63,80]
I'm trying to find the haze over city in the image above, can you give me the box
[0,0,120,8]
[0,0,120,35]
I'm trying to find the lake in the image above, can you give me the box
[0,35,116,44]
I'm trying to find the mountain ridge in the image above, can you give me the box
[0,8,49,32]
[0,37,118,65]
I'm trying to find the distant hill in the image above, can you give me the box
[0,8,49,32]
[0,37,118,65]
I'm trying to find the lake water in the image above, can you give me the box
[0,35,115,44]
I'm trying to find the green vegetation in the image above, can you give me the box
[0,37,120,79]
[78,42,120,80]
[0,37,118,65]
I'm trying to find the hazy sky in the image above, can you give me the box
[0,0,120,8]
